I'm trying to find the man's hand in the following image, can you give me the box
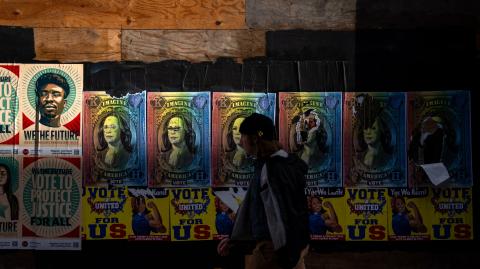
[217,238,231,257]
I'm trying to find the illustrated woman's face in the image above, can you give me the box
[0,166,7,186]
[103,116,121,144]
[311,197,322,213]
[219,200,229,212]
[232,117,245,145]
[168,117,186,145]
[395,198,406,213]
[363,118,381,146]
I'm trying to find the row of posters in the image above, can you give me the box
[0,64,83,249]
[0,64,472,188]
[83,91,472,188]
[81,186,473,241]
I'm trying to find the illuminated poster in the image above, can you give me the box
[170,188,215,241]
[19,64,83,157]
[147,92,211,187]
[407,91,472,187]
[345,188,388,241]
[430,187,473,240]
[127,187,170,241]
[306,187,346,241]
[0,65,20,154]
[343,92,406,187]
[279,92,342,187]
[212,187,247,240]
[0,157,20,249]
[83,91,147,187]
[82,186,129,240]
[20,157,81,249]
[212,92,276,187]
[387,188,431,241]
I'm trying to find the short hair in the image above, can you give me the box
[96,112,133,152]
[161,115,195,154]
[35,73,70,98]
[239,113,275,141]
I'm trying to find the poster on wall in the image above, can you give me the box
[82,186,129,240]
[407,91,472,187]
[306,187,346,241]
[19,64,83,157]
[127,187,170,241]
[430,187,473,240]
[345,188,388,241]
[212,92,276,187]
[0,157,20,249]
[0,65,20,155]
[83,91,147,187]
[343,92,406,187]
[387,188,431,241]
[170,188,215,241]
[147,92,211,187]
[212,187,247,240]
[20,157,81,250]
[279,92,342,187]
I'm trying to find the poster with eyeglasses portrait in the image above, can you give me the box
[147,92,211,187]
[18,64,83,157]
[343,92,407,188]
[212,92,276,187]
[0,65,20,155]
[83,91,146,187]
[279,92,342,187]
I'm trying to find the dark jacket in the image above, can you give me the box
[231,152,309,268]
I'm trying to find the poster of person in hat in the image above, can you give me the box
[19,64,83,157]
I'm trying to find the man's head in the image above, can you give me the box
[238,113,277,157]
[35,73,70,126]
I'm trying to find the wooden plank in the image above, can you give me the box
[34,28,121,62]
[247,0,355,30]
[122,30,265,62]
[0,0,245,29]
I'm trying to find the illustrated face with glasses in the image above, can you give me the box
[103,115,121,145]
[167,117,186,146]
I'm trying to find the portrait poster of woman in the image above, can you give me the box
[147,92,210,187]
[212,92,276,187]
[127,188,170,241]
[306,188,346,241]
[0,157,20,249]
[343,92,407,187]
[387,188,430,241]
[83,91,147,187]
[279,92,342,187]
[407,91,472,187]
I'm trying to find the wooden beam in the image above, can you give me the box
[0,0,246,29]
[34,28,121,62]
[122,30,265,62]
[247,0,355,30]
